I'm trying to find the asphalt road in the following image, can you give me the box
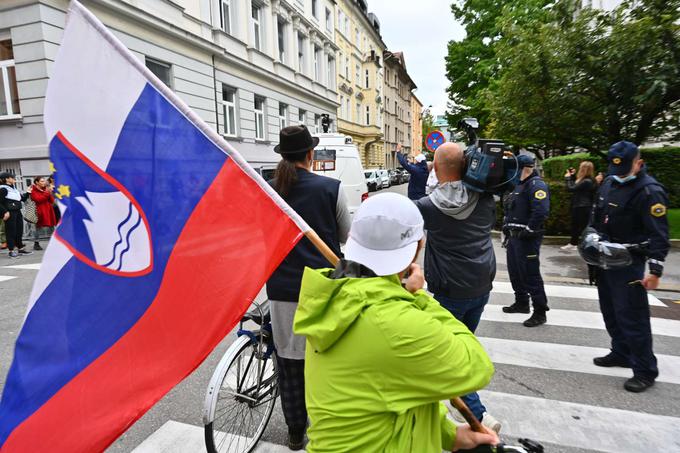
[1,184,679,453]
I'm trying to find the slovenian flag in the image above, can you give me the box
[0,1,310,451]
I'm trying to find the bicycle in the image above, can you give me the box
[203,300,278,453]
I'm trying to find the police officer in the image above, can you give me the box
[502,155,550,327]
[588,141,670,393]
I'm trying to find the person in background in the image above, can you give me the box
[267,125,351,450]
[30,176,57,251]
[397,144,429,200]
[294,193,498,453]
[414,142,500,432]
[0,172,32,258]
[48,176,61,224]
[502,155,550,327]
[587,141,670,393]
[561,161,596,251]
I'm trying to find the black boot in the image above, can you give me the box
[523,309,547,327]
[287,426,305,451]
[593,353,630,368]
[624,376,654,393]
[34,242,43,251]
[503,302,530,314]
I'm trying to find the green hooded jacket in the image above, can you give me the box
[293,266,495,452]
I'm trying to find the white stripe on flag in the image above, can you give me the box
[482,304,680,338]
[479,337,680,384]
[492,280,665,307]
[478,390,680,453]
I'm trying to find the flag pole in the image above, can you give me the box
[304,231,486,434]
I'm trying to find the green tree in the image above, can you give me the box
[421,109,437,152]
[487,0,680,156]
[445,0,551,133]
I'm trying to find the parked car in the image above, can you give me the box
[364,170,379,192]
[389,169,400,186]
[376,169,391,189]
[399,169,410,183]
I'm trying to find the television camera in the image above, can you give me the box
[457,117,519,194]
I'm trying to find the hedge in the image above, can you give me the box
[542,147,680,208]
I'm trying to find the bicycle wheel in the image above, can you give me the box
[204,334,278,453]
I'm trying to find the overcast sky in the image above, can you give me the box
[368,1,466,117]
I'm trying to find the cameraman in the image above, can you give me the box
[414,142,501,432]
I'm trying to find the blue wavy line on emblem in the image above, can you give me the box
[115,213,143,272]
[102,202,134,267]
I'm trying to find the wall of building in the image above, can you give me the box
[383,50,415,169]
[0,0,338,187]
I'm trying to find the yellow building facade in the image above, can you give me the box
[411,94,423,157]
[334,0,386,168]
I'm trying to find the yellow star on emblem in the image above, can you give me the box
[49,161,56,174]
[55,184,71,200]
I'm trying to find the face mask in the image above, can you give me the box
[613,174,637,184]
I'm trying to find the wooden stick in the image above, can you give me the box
[304,229,484,433]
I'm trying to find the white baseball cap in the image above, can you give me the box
[345,193,424,276]
[415,154,427,163]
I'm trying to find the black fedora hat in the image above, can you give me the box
[274,125,320,154]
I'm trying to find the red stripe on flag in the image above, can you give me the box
[2,159,303,452]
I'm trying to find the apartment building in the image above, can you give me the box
[410,93,423,156]
[334,0,386,169]
[383,49,416,169]
[0,0,339,188]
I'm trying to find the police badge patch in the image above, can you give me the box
[535,190,547,200]
[651,203,667,217]
[612,157,622,165]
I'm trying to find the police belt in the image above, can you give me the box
[503,223,544,238]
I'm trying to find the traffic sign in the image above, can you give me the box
[426,130,445,152]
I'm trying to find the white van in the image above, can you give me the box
[311,133,369,215]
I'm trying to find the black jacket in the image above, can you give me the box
[397,153,429,200]
[0,186,28,216]
[415,187,496,299]
[565,176,595,209]
[266,169,342,302]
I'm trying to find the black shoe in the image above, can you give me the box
[287,427,305,451]
[503,302,530,314]
[624,376,654,393]
[593,353,631,368]
[523,310,547,327]
[34,242,43,251]
[18,249,33,255]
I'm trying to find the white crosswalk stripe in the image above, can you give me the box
[3,263,43,270]
[0,275,16,283]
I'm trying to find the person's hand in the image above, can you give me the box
[564,170,572,178]
[595,172,604,184]
[404,263,425,293]
[26,186,32,193]
[642,274,660,290]
[3,212,9,221]
[396,143,402,152]
[452,424,499,452]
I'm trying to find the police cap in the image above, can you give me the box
[607,141,639,176]
[517,154,535,169]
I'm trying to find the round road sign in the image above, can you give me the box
[426,130,445,152]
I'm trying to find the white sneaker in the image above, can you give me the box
[482,412,502,433]
[560,244,576,251]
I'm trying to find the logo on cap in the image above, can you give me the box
[612,157,622,165]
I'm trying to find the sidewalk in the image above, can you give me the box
[492,236,680,293]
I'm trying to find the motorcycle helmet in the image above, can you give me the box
[578,227,633,269]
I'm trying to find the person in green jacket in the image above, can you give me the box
[294,192,498,452]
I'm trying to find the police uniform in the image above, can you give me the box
[589,141,670,393]
[502,156,550,327]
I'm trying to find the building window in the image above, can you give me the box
[219,0,231,34]
[314,46,321,82]
[344,17,349,36]
[355,64,360,85]
[346,98,350,120]
[365,69,369,89]
[338,10,344,30]
[254,96,266,140]
[297,33,306,73]
[366,105,370,125]
[279,103,288,130]
[314,114,321,133]
[298,109,306,124]
[355,27,360,45]
[339,96,345,119]
[222,85,237,137]
[145,57,172,88]
[356,103,361,124]
[345,57,350,79]
[327,56,335,90]
[0,39,20,118]
[251,4,262,51]
[326,8,332,31]
[394,100,398,116]
[312,0,319,18]
[277,17,286,62]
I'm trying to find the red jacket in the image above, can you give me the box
[30,185,57,227]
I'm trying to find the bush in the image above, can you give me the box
[542,147,680,208]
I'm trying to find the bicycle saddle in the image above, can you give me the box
[242,302,271,325]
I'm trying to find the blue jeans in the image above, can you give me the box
[434,293,490,421]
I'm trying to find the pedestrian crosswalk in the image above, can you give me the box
[126,280,680,453]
